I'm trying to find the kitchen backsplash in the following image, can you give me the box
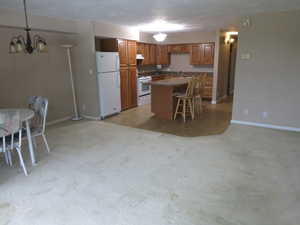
[162,53,214,73]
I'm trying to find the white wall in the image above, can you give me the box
[233,10,300,129]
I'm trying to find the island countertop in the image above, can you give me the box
[149,77,190,86]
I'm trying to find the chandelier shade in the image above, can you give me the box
[9,0,47,54]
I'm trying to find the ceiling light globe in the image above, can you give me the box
[153,33,167,42]
[9,41,17,54]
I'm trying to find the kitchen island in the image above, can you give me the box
[150,78,190,120]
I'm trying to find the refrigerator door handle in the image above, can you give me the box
[116,72,120,88]
[116,55,120,71]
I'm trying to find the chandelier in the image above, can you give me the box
[9,0,47,54]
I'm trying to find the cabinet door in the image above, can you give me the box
[137,42,144,54]
[149,44,157,65]
[161,45,170,65]
[127,40,137,67]
[156,45,162,65]
[120,68,129,110]
[143,44,150,65]
[201,43,214,65]
[190,44,201,65]
[118,39,128,67]
[128,67,137,108]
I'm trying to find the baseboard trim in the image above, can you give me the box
[231,120,300,132]
[82,114,101,120]
[47,116,72,126]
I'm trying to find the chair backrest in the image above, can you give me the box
[28,96,49,133]
[193,74,207,96]
[0,111,21,152]
[185,78,197,98]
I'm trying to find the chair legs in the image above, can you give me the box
[42,134,50,153]
[15,147,28,176]
[173,98,194,123]
[194,97,204,118]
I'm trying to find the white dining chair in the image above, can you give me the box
[0,112,28,176]
[24,96,50,153]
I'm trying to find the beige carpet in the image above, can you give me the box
[0,121,300,225]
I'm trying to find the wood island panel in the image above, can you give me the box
[151,78,189,120]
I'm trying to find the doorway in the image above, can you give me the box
[227,36,238,97]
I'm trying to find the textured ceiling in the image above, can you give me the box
[1,0,300,32]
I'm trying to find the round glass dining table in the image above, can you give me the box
[0,108,36,165]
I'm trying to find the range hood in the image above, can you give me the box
[136,54,144,60]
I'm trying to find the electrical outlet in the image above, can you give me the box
[82,104,86,112]
[89,69,93,75]
[243,109,249,115]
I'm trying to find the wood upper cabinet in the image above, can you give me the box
[190,43,214,66]
[137,42,144,55]
[149,44,157,65]
[168,44,191,54]
[127,40,137,67]
[156,45,170,65]
[118,39,136,67]
[190,44,201,65]
[143,43,150,65]
[118,39,128,67]
[201,43,214,65]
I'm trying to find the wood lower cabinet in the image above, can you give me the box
[190,43,214,66]
[120,67,137,110]
[127,40,137,67]
[202,75,213,99]
[128,67,137,107]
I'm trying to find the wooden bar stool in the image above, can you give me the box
[193,74,207,117]
[173,79,196,122]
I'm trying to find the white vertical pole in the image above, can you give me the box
[62,45,82,121]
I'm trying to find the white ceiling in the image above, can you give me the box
[1,0,300,32]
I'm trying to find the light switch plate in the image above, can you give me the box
[241,53,251,60]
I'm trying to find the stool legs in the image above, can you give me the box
[173,98,195,122]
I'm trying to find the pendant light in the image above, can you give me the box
[9,0,47,54]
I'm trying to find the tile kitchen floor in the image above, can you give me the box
[105,97,233,137]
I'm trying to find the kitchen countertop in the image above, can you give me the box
[138,71,213,78]
[149,77,190,86]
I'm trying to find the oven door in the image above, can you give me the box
[138,78,151,96]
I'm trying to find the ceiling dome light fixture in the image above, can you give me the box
[9,0,47,54]
[153,33,167,42]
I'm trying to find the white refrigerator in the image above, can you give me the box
[96,52,121,119]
